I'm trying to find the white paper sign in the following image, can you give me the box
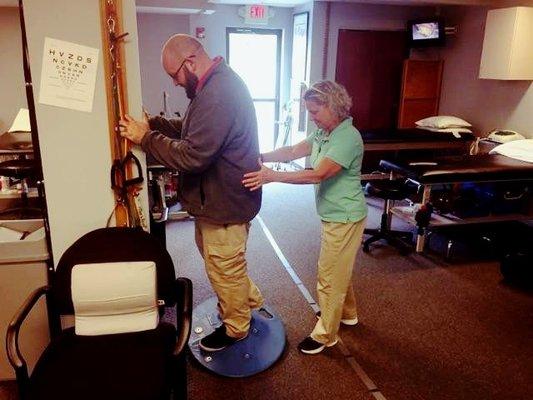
[39,37,99,112]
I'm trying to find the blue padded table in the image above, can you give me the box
[379,154,533,252]
[188,297,286,378]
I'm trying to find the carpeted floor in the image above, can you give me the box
[1,183,531,400]
[168,183,533,400]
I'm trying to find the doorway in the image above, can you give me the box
[335,29,407,130]
[226,28,282,153]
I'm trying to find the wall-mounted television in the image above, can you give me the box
[407,18,445,47]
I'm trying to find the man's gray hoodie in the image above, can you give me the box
[141,62,262,224]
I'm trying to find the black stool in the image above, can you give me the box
[363,179,412,254]
[0,159,42,219]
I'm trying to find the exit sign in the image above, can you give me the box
[244,5,269,25]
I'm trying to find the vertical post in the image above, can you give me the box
[416,185,432,252]
[99,0,129,227]
[18,0,55,274]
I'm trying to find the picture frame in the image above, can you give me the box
[291,12,309,132]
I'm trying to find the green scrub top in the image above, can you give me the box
[306,117,367,223]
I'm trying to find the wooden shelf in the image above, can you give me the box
[397,59,444,128]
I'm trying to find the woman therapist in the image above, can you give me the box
[242,81,367,354]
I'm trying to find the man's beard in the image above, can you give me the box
[183,66,199,100]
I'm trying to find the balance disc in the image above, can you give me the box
[188,297,286,377]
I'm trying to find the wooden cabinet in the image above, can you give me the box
[479,7,533,80]
[397,59,443,128]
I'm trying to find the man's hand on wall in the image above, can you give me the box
[119,114,149,145]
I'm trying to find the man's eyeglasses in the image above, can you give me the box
[169,51,198,81]
[169,58,186,81]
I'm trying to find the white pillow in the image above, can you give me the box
[72,261,158,336]
[416,126,472,133]
[416,126,472,138]
[489,139,533,163]
[415,115,472,128]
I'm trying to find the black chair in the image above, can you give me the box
[363,179,413,254]
[0,159,42,219]
[6,227,192,400]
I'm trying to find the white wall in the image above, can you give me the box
[439,6,533,138]
[308,1,327,89]
[304,1,434,140]
[313,2,533,138]
[189,4,294,107]
[325,2,434,82]
[294,1,313,86]
[24,0,147,262]
[136,12,189,118]
[0,7,27,134]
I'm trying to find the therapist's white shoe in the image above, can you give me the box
[340,316,359,326]
[315,311,359,326]
[298,336,338,355]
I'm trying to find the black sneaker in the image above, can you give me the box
[199,325,247,352]
[297,336,338,355]
[316,311,359,326]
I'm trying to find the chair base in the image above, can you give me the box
[188,297,286,378]
[363,228,413,255]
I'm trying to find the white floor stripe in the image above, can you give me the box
[256,215,302,285]
[256,215,388,400]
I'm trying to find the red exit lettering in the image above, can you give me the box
[250,5,265,19]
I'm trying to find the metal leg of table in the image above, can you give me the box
[416,185,432,253]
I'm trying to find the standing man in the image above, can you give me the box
[119,34,264,352]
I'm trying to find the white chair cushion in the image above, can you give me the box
[71,261,159,336]
[415,115,472,128]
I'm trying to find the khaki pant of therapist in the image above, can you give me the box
[195,220,264,339]
[311,218,367,345]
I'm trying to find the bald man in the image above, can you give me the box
[120,34,264,352]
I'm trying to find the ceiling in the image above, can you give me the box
[209,0,497,6]
[1,0,529,10]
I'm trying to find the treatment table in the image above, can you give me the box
[361,128,474,152]
[360,128,474,178]
[379,154,533,252]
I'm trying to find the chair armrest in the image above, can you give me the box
[174,278,192,357]
[6,285,50,394]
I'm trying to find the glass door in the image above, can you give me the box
[227,28,282,153]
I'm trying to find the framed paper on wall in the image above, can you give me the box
[291,12,309,135]
[291,12,308,84]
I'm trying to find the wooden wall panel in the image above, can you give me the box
[336,29,407,130]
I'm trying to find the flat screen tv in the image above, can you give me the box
[408,18,445,47]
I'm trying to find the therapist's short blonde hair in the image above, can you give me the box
[303,81,353,120]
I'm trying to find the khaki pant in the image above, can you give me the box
[311,218,367,345]
[195,220,264,339]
